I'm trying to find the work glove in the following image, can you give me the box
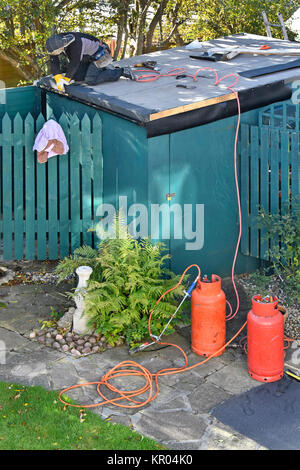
[52,74,73,93]
[121,66,136,81]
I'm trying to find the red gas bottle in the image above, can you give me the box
[247,295,284,383]
[191,274,226,357]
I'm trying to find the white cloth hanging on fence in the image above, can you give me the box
[33,119,69,163]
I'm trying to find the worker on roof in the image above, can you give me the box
[46,32,134,92]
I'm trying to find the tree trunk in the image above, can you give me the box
[121,27,129,59]
[160,21,185,47]
[113,4,130,60]
[114,21,125,60]
[0,51,34,82]
[135,0,152,56]
[145,0,168,53]
[174,27,185,46]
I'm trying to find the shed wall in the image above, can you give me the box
[0,86,41,121]
[44,91,293,276]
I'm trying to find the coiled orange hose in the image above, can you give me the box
[58,302,247,410]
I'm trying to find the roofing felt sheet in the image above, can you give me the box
[212,376,300,450]
[38,34,300,127]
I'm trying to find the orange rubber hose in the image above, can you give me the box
[284,337,297,349]
[58,70,245,410]
[58,318,247,410]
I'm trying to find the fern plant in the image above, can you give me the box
[56,213,186,346]
[56,245,100,283]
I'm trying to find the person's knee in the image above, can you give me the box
[85,65,123,86]
[85,75,98,86]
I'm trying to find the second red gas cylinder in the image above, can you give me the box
[191,274,226,357]
[247,295,284,383]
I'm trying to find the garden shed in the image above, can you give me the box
[0,33,299,276]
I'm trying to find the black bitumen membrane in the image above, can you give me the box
[37,33,299,136]
[212,375,300,450]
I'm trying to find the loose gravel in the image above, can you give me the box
[239,274,300,340]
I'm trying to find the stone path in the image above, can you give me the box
[0,264,299,450]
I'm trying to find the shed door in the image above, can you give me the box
[169,117,253,277]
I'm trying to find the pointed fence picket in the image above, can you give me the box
[2,107,298,264]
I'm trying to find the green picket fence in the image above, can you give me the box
[0,112,103,260]
[240,123,300,260]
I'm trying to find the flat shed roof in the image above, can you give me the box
[39,33,300,136]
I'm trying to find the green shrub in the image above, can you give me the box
[56,244,100,283]
[56,214,186,346]
[257,201,300,302]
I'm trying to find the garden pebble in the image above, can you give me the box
[82,347,91,355]
[28,323,113,358]
[71,348,81,357]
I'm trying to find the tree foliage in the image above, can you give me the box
[0,0,298,82]
[0,0,55,80]
[193,0,299,42]
[0,0,99,81]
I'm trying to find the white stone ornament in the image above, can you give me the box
[72,266,93,335]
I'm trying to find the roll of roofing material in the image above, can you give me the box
[239,58,300,78]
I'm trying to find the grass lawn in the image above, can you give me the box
[0,381,164,450]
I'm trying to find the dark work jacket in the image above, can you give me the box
[49,32,100,80]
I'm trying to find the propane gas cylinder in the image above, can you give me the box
[247,295,284,383]
[191,274,226,357]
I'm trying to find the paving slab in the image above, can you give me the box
[199,418,267,450]
[47,360,83,389]
[133,409,208,446]
[205,361,261,394]
[0,282,74,334]
[0,327,29,351]
[156,369,204,393]
[188,382,234,414]
[284,341,300,375]
[173,353,228,379]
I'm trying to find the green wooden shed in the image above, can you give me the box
[0,33,299,277]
